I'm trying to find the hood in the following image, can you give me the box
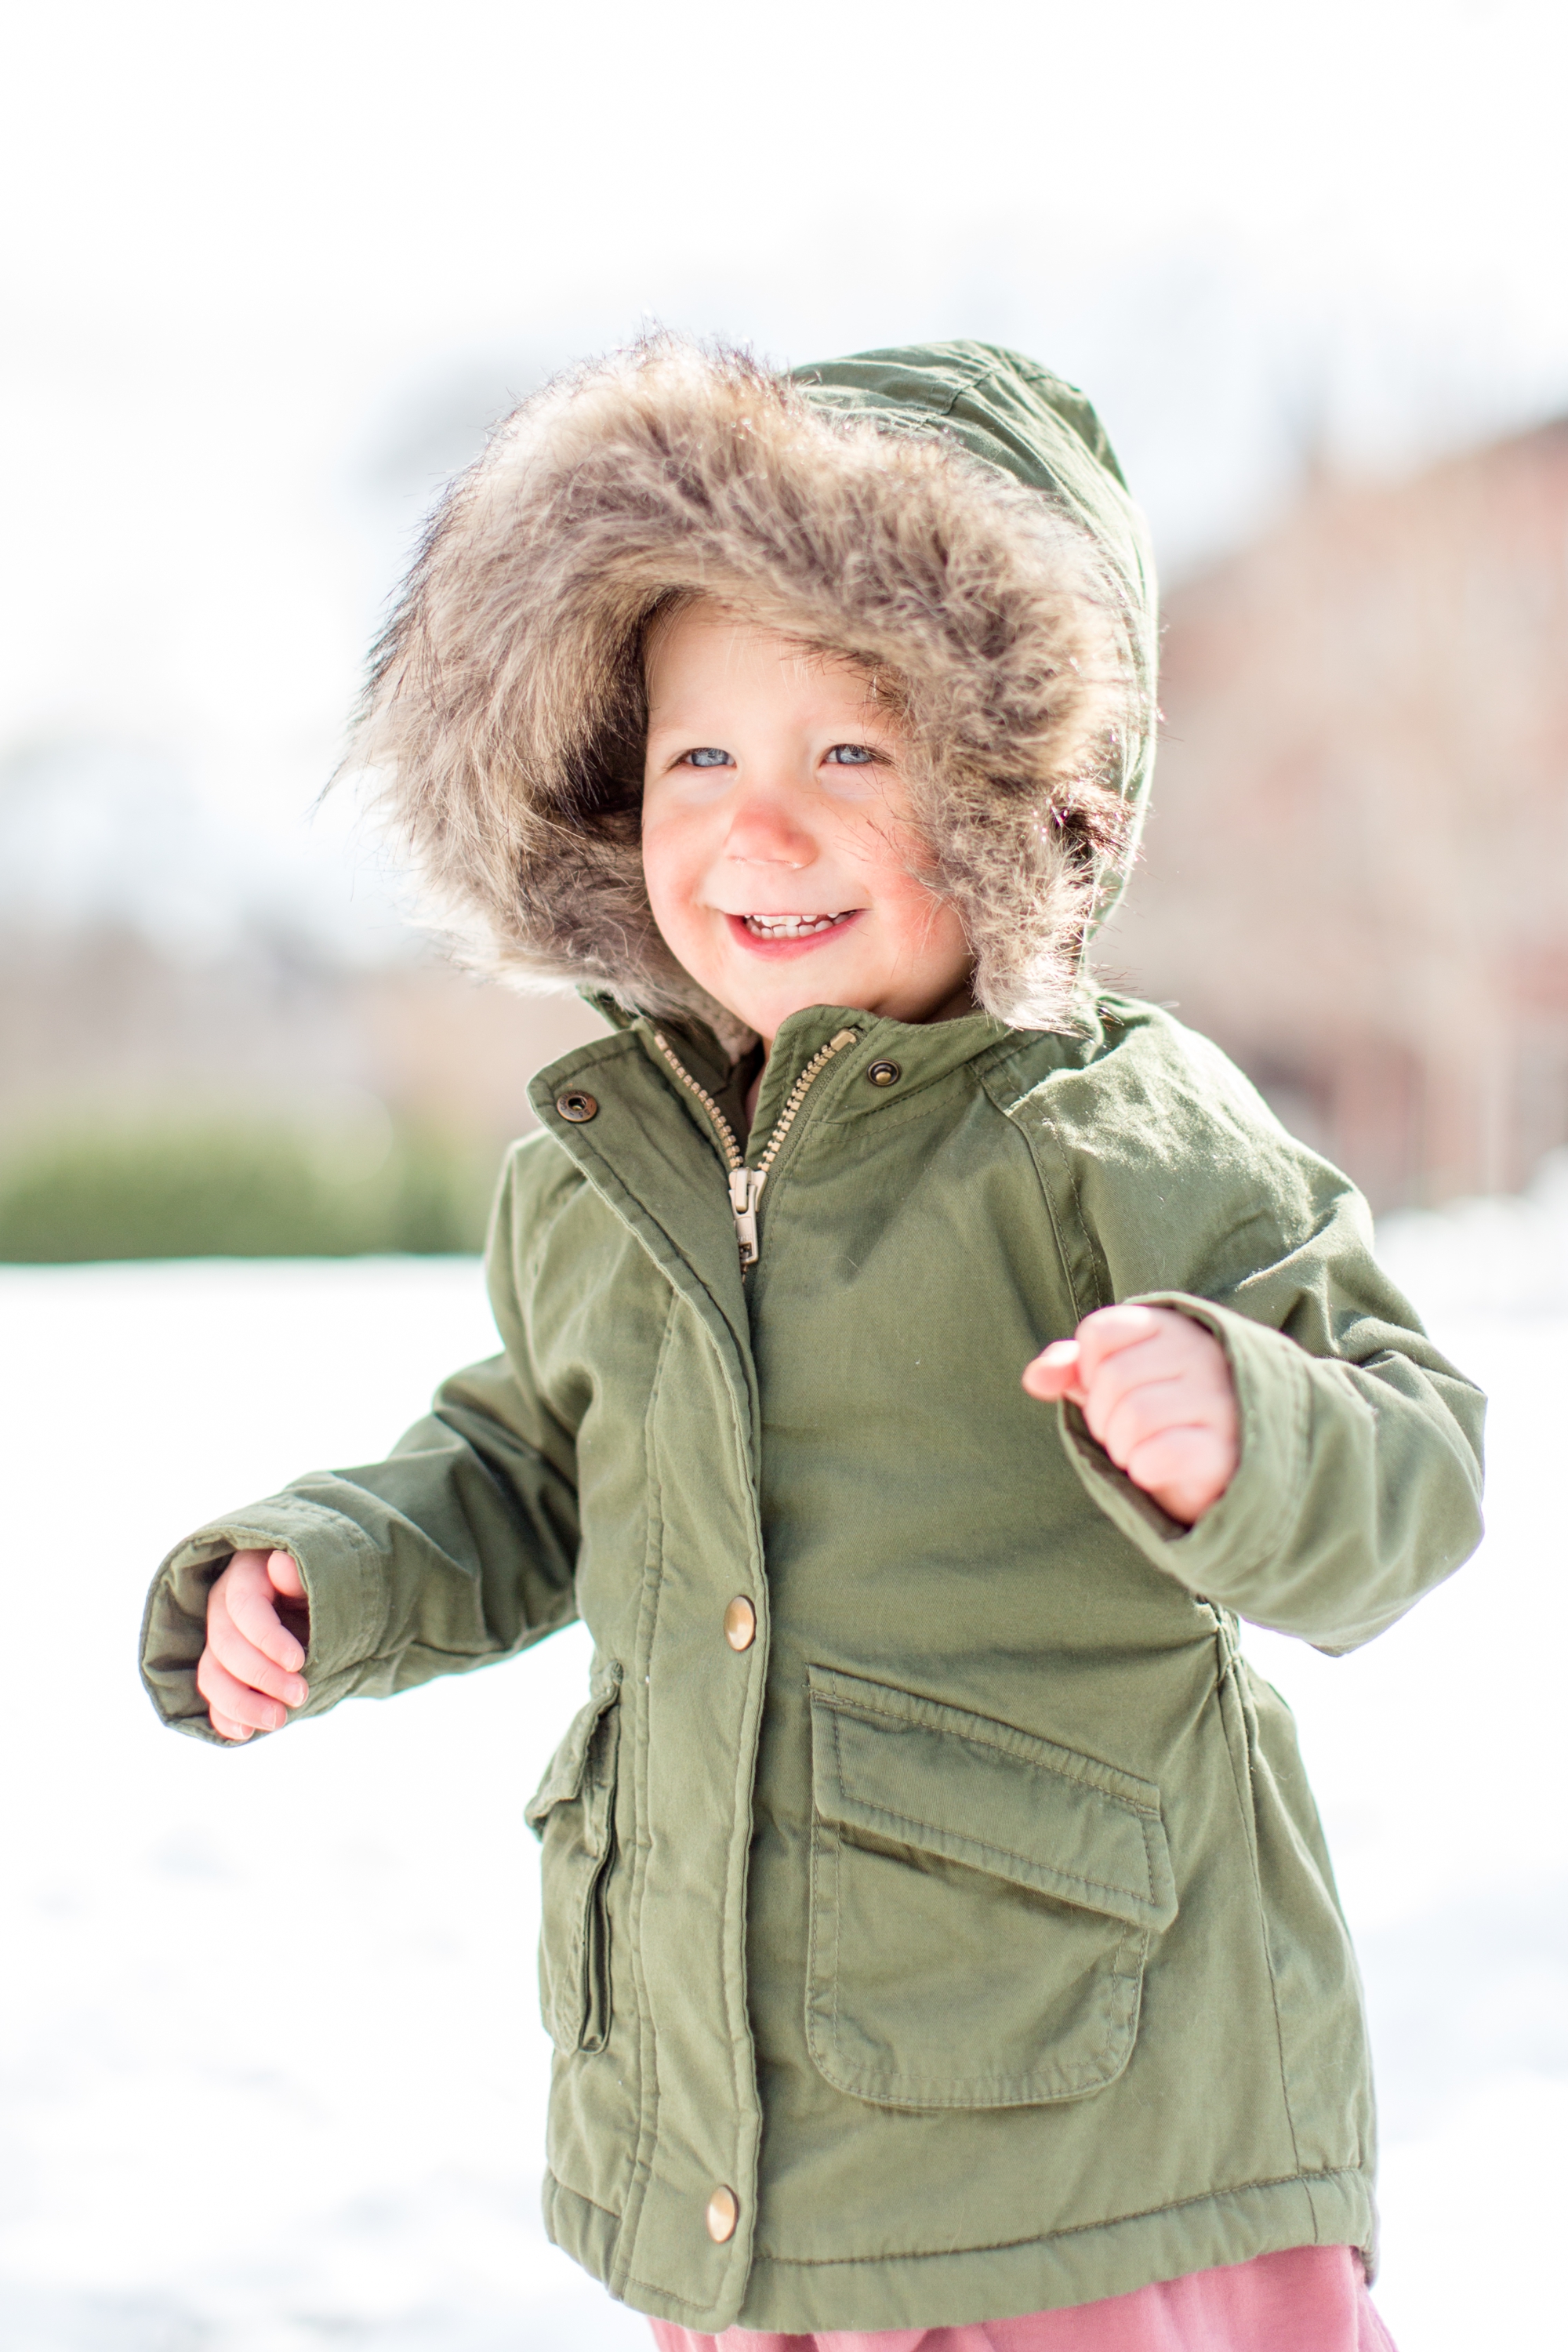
[350,338,1158,1050]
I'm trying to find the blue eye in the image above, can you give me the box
[826,744,875,765]
[684,746,732,768]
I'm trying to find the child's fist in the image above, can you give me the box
[1022,1305,1240,1526]
[198,1548,310,1741]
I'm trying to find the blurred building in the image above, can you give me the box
[1099,416,1568,1207]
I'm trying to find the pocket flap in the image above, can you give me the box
[808,1667,1176,1933]
[526,1661,622,1844]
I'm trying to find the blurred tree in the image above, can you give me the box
[0,1116,495,1262]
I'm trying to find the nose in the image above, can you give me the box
[724,781,818,872]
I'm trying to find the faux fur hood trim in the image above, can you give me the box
[350,338,1156,1047]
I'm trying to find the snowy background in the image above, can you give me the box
[2,1180,1564,2350]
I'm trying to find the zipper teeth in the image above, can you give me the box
[652,1025,858,1175]
[755,1029,858,1174]
[652,1032,742,1171]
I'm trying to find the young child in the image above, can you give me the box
[141,342,1484,2350]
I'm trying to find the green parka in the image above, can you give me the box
[140,346,1485,2336]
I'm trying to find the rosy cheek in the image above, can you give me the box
[640,847,684,942]
[641,815,714,952]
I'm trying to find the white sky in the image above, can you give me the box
[3,0,1566,943]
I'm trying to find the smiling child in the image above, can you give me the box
[142,341,1482,2350]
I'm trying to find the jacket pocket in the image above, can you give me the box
[805,1666,1177,2110]
[525,1660,622,2053]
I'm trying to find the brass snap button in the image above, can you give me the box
[866,1060,901,1087]
[706,2184,739,2244]
[556,1091,598,1123]
[723,1596,757,1652]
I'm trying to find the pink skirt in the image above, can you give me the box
[648,2245,1396,2352]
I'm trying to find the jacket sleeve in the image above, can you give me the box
[1033,1011,1485,1652]
[140,1147,581,1744]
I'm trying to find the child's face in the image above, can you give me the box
[641,604,973,1046]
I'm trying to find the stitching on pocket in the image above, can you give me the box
[814,1684,1160,1816]
[814,1682,1166,1912]
[807,1689,1160,2109]
[826,1788,1156,1911]
[808,1805,1142,2107]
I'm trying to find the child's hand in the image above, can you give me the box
[1022,1305,1240,1526]
[198,1548,310,1741]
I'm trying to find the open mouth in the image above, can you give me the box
[739,911,856,939]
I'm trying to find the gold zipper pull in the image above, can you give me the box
[728,1166,768,1268]
[656,1022,858,1274]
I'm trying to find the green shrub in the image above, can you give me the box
[0,1113,497,1261]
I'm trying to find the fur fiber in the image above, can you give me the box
[350,339,1146,1048]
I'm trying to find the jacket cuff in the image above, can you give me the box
[138,1499,392,1744]
[1058,1292,1311,1615]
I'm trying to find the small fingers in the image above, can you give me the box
[1022,1339,1085,1405]
[1080,1316,1232,1426]
[1075,1303,1232,1389]
[1090,1370,1225,1468]
[1064,1308,1239,1523]
[1121,1425,1238,1525]
[208,1706,256,1744]
[196,1646,292,1736]
[223,1562,307,1675]
[1073,1304,1174,1383]
[207,1592,309,1708]
[267,1549,307,1602]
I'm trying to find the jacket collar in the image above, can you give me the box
[528,999,1027,1469]
[583,989,1014,1120]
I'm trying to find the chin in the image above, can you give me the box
[769,998,864,1043]
[708,955,849,1032]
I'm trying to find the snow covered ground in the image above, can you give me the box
[1,1186,1563,2350]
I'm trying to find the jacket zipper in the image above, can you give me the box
[652,1028,858,1269]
